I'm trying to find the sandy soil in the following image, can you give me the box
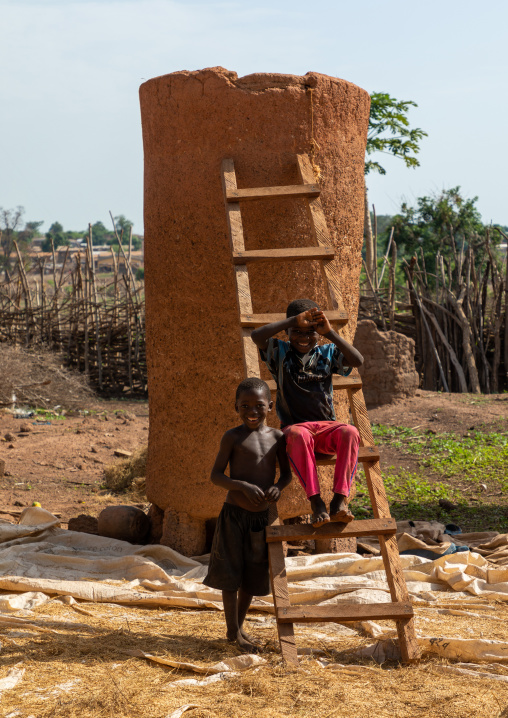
[0,400,149,525]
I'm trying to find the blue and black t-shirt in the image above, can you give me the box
[259,338,352,428]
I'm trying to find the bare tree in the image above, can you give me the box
[0,206,25,271]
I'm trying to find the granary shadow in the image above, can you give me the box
[0,620,255,668]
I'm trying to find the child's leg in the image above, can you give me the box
[283,424,320,496]
[222,589,259,652]
[237,587,261,645]
[313,422,360,521]
[283,423,329,527]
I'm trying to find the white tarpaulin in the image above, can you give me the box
[3,508,508,613]
[5,506,508,668]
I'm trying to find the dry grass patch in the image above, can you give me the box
[104,445,147,494]
[2,598,508,717]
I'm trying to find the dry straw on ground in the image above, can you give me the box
[104,445,147,493]
[2,598,508,717]
[0,343,93,410]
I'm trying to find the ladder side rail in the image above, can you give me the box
[348,387,420,662]
[347,387,390,514]
[221,158,262,378]
[297,157,420,662]
[297,154,343,312]
[267,505,299,666]
[299,154,420,663]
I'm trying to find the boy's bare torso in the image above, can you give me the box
[225,425,283,512]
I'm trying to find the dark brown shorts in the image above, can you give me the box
[203,502,270,596]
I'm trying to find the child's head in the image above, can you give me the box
[286,298,319,318]
[286,298,320,354]
[235,378,273,430]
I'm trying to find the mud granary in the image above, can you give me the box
[140,67,370,555]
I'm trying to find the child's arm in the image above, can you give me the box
[210,431,267,507]
[312,309,364,367]
[250,310,319,350]
[264,434,292,503]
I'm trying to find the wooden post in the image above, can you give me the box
[83,236,91,377]
[362,259,387,331]
[372,204,378,290]
[378,227,394,287]
[404,262,450,393]
[389,240,397,330]
[88,224,103,391]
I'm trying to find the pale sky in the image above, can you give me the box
[1,0,506,234]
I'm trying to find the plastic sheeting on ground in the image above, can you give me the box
[4,507,508,667]
[3,508,508,613]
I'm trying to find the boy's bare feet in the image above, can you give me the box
[310,494,330,528]
[227,629,261,653]
[240,628,262,645]
[329,493,354,523]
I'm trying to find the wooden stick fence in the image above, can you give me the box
[360,228,507,394]
[0,235,146,395]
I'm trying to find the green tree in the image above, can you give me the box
[364,93,427,278]
[42,220,70,252]
[48,221,64,235]
[18,220,44,246]
[389,187,498,294]
[88,221,110,246]
[114,214,133,241]
[131,235,142,251]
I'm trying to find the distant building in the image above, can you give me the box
[19,246,144,277]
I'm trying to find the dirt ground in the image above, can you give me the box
[1,392,508,718]
[370,389,508,437]
[369,390,508,483]
[0,400,149,525]
[0,390,506,529]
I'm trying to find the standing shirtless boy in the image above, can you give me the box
[251,299,364,529]
[203,377,291,652]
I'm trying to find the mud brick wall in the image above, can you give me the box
[140,67,370,555]
[355,320,420,407]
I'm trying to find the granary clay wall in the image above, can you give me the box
[354,320,420,408]
[140,67,371,555]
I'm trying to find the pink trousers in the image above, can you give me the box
[283,421,360,498]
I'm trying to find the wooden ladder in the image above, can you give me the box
[221,154,420,666]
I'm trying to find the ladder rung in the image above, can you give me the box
[226,184,320,202]
[233,247,334,265]
[316,445,380,466]
[240,310,349,327]
[266,375,362,393]
[277,602,413,624]
[265,517,396,543]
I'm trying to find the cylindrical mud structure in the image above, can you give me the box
[140,67,370,555]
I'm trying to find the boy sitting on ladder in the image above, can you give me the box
[251,299,364,528]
